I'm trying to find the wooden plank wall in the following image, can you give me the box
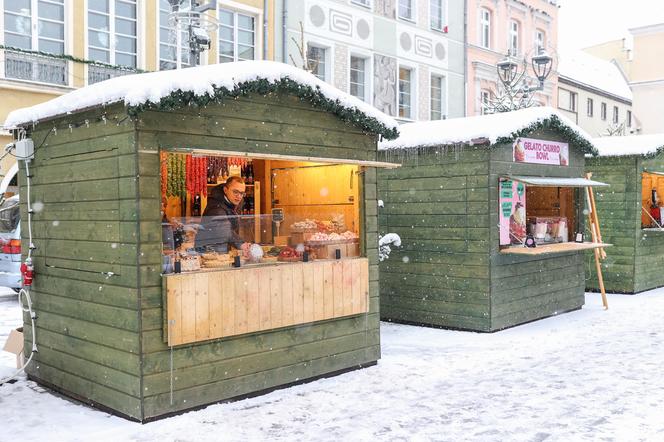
[137,93,381,419]
[18,106,146,419]
[377,146,492,331]
[584,156,639,293]
[165,259,369,346]
[489,130,586,331]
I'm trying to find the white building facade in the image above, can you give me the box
[275,0,466,122]
[557,51,634,137]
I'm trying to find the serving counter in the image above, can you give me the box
[164,257,369,346]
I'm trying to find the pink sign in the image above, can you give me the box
[499,178,527,246]
[513,137,569,166]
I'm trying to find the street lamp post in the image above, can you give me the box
[488,47,554,113]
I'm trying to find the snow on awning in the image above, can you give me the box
[507,176,608,187]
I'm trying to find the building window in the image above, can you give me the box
[479,8,491,49]
[351,0,371,7]
[349,55,367,102]
[159,0,195,70]
[509,20,519,55]
[4,0,66,54]
[398,0,414,21]
[430,0,445,31]
[307,45,326,81]
[218,8,256,63]
[627,110,632,127]
[601,102,607,120]
[587,98,594,117]
[535,29,545,50]
[569,92,577,112]
[613,106,619,124]
[88,0,137,68]
[398,66,413,119]
[430,74,445,120]
[480,89,491,115]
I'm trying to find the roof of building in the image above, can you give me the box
[4,61,399,139]
[379,107,597,154]
[557,51,632,101]
[592,134,664,157]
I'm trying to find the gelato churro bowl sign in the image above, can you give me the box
[513,137,569,166]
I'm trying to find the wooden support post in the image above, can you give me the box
[585,172,608,310]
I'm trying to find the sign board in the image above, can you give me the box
[499,178,527,246]
[513,137,569,166]
[271,208,284,222]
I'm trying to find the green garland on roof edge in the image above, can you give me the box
[495,114,599,156]
[125,77,400,140]
[0,44,144,73]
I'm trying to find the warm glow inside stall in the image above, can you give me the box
[5,61,399,421]
[586,135,664,294]
[378,108,609,332]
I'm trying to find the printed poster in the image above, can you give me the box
[513,137,569,166]
[499,178,527,246]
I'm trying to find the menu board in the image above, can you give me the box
[513,137,569,166]
[499,178,527,246]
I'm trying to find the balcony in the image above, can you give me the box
[2,48,68,86]
[88,64,135,85]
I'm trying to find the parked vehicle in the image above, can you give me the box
[0,195,21,290]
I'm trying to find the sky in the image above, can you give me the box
[557,0,664,52]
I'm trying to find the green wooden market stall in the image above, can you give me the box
[586,134,664,294]
[377,107,609,332]
[4,61,399,421]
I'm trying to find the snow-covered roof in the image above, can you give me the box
[4,61,399,139]
[592,134,664,158]
[379,107,596,154]
[558,51,632,102]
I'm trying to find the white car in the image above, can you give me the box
[0,195,21,290]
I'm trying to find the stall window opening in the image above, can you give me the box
[500,178,578,248]
[160,152,363,273]
[641,172,664,229]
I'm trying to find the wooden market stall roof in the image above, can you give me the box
[379,106,598,155]
[592,134,664,158]
[4,61,399,141]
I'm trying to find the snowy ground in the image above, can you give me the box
[1,288,664,442]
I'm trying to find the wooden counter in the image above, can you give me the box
[164,258,369,346]
[500,242,612,255]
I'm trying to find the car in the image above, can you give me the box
[0,195,21,291]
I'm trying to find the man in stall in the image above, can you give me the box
[196,176,250,253]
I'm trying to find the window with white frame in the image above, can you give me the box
[350,55,367,102]
[479,8,491,49]
[480,89,491,115]
[307,44,326,81]
[351,0,371,8]
[509,20,519,55]
[158,0,195,70]
[88,0,137,68]
[601,102,607,120]
[218,7,256,63]
[430,0,445,31]
[398,0,414,21]
[535,29,545,50]
[3,0,65,54]
[398,66,413,119]
[430,74,445,120]
[587,98,594,117]
[613,106,619,124]
[627,110,632,127]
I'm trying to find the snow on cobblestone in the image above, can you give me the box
[1,290,664,441]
